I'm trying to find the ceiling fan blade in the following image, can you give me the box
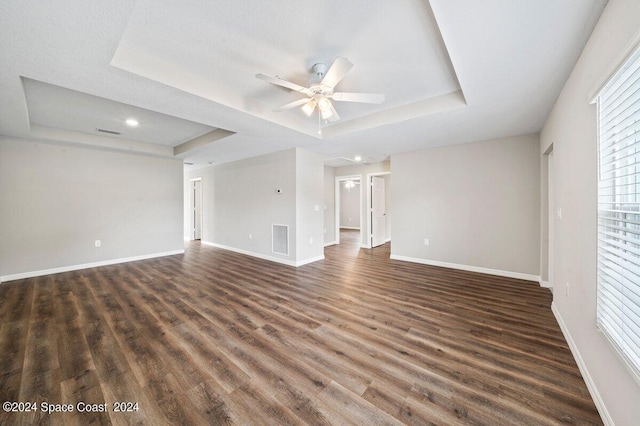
[331,92,385,104]
[256,73,312,95]
[321,57,353,89]
[327,102,340,122]
[273,98,310,112]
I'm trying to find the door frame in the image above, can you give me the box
[365,171,391,249]
[334,175,363,245]
[189,177,203,241]
[543,147,554,288]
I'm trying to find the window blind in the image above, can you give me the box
[597,44,640,380]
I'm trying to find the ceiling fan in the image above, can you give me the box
[256,57,385,123]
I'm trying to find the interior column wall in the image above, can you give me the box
[295,148,325,263]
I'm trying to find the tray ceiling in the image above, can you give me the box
[0,0,607,168]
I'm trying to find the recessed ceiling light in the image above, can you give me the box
[125,118,139,127]
[354,156,362,162]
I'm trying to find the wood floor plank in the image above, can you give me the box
[60,371,111,426]
[316,380,405,426]
[55,316,95,383]
[18,316,62,425]
[0,280,34,325]
[0,230,603,425]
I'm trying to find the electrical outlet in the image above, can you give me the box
[249,233,252,240]
[95,240,101,247]
[566,282,570,297]
[314,205,320,212]
[557,208,562,220]
[324,228,327,234]
[309,237,313,244]
[424,239,429,246]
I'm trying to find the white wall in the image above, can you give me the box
[295,149,325,263]
[213,149,297,263]
[323,166,336,245]
[540,0,640,423]
[0,137,184,280]
[339,181,360,229]
[391,134,540,278]
[333,161,391,247]
[184,166,214,242]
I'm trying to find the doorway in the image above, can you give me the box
[334,175,363,245]
[366,172,391,249]
[190,178,202,241]
[370,176,386,247]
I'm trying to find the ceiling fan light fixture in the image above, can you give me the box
[320,106,333,120]
[301,100,316,116]
[317,97,331,112]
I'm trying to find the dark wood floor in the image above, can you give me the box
[0,230,602,425]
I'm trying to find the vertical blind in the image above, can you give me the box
[597,44,640,379]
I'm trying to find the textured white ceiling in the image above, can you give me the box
[0,0,607,168]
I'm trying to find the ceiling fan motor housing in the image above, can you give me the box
[310,63,328,84]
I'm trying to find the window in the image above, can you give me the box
[597,44,640,380]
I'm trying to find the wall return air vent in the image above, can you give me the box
[272,224,289,256]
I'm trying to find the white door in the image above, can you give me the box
[371,176,386,247]
[193,180,202,240]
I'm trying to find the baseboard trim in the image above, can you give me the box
[202,241,324,267]
[389,254,540,282]
[539,280,553,288]
[551,302,612,426]
[340,226,361,230]
[0,249,185,283]
[324,241,337,247]
[385,237,391,243]
[296,255,325,267]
